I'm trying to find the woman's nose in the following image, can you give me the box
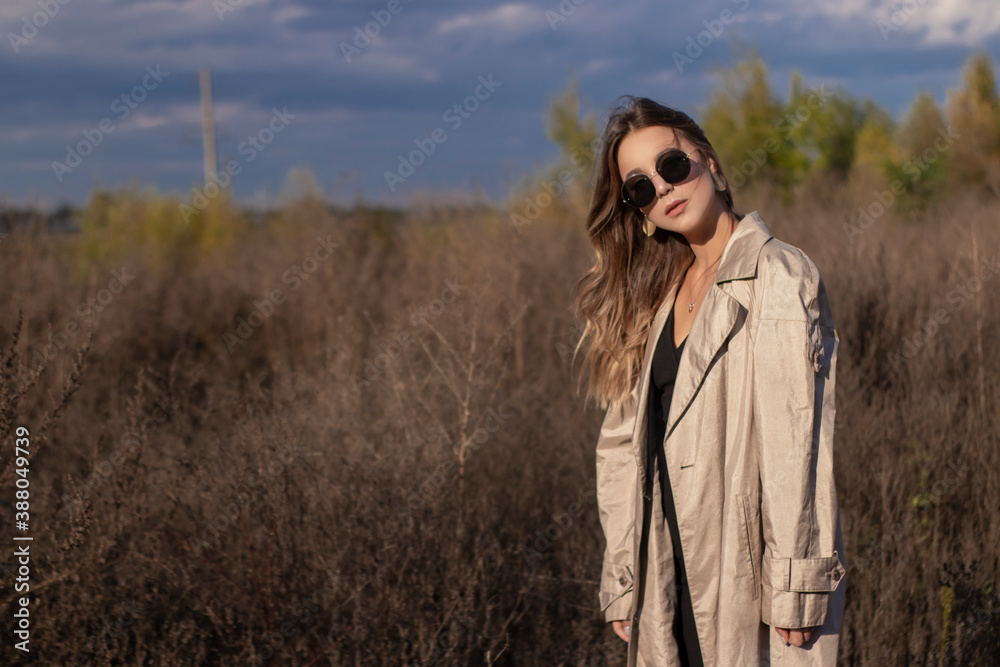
[651,172,673,195]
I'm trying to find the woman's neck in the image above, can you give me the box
[687,208,737,276]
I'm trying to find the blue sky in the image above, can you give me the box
[2,0,999,210]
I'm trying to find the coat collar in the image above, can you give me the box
[632,211,773,461]
[713,210,773,284]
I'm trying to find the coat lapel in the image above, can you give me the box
[631,211,774,471]
[665,290,742,449]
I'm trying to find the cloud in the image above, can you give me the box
[342,51,442,83]
[434,3,546,39]
[896,0,1000,45]
[1,0,999,208]
[775,0,1000,45]
[580,58,617,76]
[638,68,679,86]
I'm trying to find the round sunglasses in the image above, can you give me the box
[620,148,695,209]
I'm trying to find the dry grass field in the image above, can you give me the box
[0,178,998,665]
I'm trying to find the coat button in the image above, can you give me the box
[619,575,628,586]
[830,569,841,582]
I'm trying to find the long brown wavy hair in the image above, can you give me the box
[573,96,742,410]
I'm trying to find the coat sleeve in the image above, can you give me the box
[595,383,640,623]
[751,248,846,630]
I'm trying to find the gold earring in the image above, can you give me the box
[711,171,728,192]
[643,215,656,237]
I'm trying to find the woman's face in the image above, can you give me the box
[616,125,720,237]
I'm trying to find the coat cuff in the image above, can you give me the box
[599,561,634,622]
[760,551,845,628]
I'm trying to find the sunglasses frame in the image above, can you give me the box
[620,148,696,209]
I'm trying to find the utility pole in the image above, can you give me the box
[199,68,218,188]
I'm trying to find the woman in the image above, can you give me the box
[574,97,846,666]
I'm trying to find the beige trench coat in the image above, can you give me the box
[595,211,846,667]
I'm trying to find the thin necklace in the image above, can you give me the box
[685,217,735,312]
[685,255,722,311]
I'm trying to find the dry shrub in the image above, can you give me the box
[0,183,997,665]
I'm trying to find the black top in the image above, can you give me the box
[646,299,704,667]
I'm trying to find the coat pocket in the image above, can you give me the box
[739,492,761,599]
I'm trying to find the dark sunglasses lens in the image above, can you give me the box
[657,152,691,183]
[624,177,656,208]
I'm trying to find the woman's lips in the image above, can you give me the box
[666,199,687,217]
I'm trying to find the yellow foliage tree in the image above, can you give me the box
[945,49,1000,196]
[507,73,599,233]
[846,100,898,202]
[699,47,805,194]
[889,90,950,210]
[73,182,243,279]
